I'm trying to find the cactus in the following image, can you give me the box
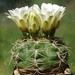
[6,3,70,75]
[11,37,69,75]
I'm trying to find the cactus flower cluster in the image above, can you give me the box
[6,3,65,34]
[7,3,71,75]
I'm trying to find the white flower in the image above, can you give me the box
[6,5,41,33]
[7,6,29,31]
[40,3,65,31]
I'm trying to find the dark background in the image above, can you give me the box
[0,0,75,75]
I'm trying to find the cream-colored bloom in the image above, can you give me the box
[40,3,65,31]
[6,5,41,33]
[7,6,29,31]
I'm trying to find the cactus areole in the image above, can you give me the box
[7,3,69,75]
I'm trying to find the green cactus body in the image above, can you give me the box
[11,38,68,74]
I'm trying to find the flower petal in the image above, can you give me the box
[48,16,55,29]
[20,6,29,18]
[41,3,52,15]
[19,19,27,31]
[32,4,40,14]
[14,8,20,15]
[42,21,49,31]
[8,10,16,16]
